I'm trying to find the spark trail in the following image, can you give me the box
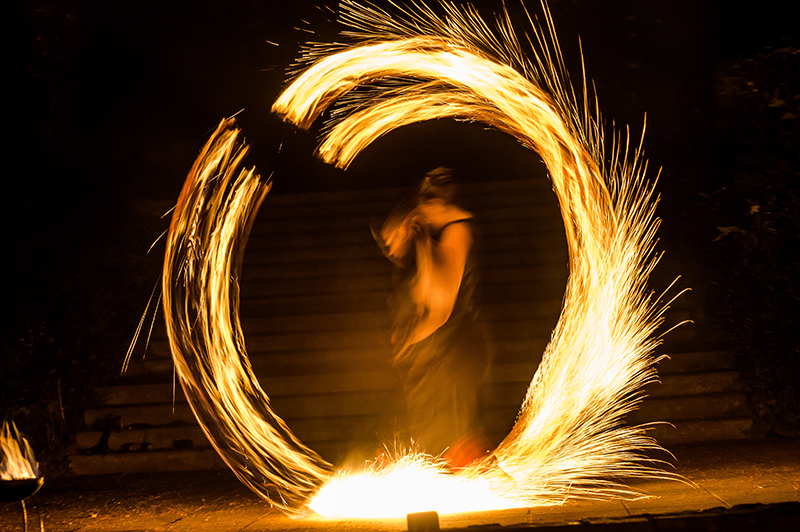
[163,0,682,517]
[162,124,331,510]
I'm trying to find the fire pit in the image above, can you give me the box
[1,420,45,531]
[0,476,44,503]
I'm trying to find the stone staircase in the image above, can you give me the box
[69,180,752,475]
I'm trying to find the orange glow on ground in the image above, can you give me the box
[309,454,522,518]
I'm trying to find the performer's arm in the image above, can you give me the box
[400,222,472,349]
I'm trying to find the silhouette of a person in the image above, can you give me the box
[375,167,492,466]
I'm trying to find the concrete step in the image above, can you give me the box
[482,371,744,410]
[247,197,562,236]
[247,213,566,242]
[68,438,383,475]
[71,411,754,476]
[247,224,567,252]
[240,310,392,334]
[479,373,749,445]
[240,257,388,280]
[245,218,566,249]
[655,350,736,373]
[69,414,754,476]
[646,370,742,397]
[69,448,226,475]
[122,347,396,381]
[240,267,566,301]
[480,412,754,448]
[251,180,555,220]
[237,249,568,282]
[84,390,399,428]
[239,292,387,316]
[256,192,558,222]
[241,237,567,265]
[94,364,742,429]
[230,300,687,346]
[255,179,550,208]
[628,392,750,424]
[124,327,700,385]
[645,417,753,444]
[131,327,555,368]
[76,415,389,454]
[135,333,389,362]
[243,267,562,296]
[241,274,391,298]
[67,414,755,476]
[235,280,566,317]
[101,371,400,406]
[128,340,712,383]
[108,362,589,409]
[138,299,564,342]
[238,302,561,334]
[246,329,391,353]
[236,265,569,299]
[482,392,750,439]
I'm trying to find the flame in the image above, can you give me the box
[309,452,521,518]
[162,0,683,517]
[1,421,40,480]
[162,124,331,511]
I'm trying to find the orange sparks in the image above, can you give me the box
[309,452,521,518]
[162,0,683,517]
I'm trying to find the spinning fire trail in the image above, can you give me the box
[162,0,682,517]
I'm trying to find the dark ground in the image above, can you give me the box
[1,439,799,531]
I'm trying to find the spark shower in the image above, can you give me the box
[162,0,682,517]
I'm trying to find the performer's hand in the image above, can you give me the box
[391,342,413,366]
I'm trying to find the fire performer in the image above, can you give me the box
[374,167,492,466]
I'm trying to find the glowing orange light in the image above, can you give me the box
[309,453,521,518]
[0,421,40,481]
[162,0,683,517]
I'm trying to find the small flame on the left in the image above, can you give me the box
[0,421,40,480]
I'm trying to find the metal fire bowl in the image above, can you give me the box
[0,477,44,502]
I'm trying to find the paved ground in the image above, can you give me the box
[2,439,798,531]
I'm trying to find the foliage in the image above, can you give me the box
[704,45,800,436]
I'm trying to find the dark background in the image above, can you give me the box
[2,0,798,468]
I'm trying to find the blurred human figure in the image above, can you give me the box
[374,167,492,466]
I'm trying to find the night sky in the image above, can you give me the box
[2,0,798,449]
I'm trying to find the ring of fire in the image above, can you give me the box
[162,1,681,517]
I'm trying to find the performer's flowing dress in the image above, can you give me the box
[391,220,492,456]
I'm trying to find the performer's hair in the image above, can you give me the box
[419,166,456,203]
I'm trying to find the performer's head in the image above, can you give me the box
[373,166,459,265]
[419,166,456,204]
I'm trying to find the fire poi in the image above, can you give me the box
[161,0,683,517]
